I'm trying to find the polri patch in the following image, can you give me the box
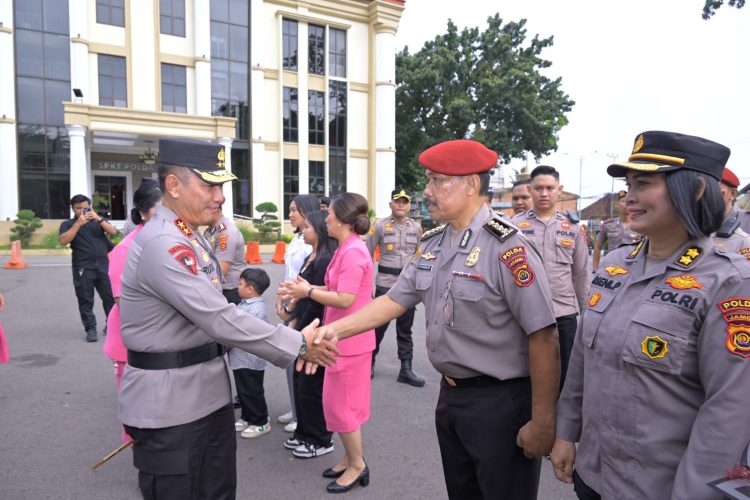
[169,244,198,275]
[218,234,228,250]
[665,274,702,290]
[641,335,669,359]
[588,292,602,308]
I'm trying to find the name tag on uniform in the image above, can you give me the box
[418,264,433,271]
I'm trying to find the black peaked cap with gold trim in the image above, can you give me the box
[158,138,238,185]
[607,130,730,181]
[391,188,411,201]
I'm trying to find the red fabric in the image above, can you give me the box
[0,324,9,363]
[418,139,498,175]
[722,167,740,188]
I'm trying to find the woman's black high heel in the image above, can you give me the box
[322,467,345,479]
[326,465,369,493]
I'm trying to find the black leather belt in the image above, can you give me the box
[378,265,403,276]
[442,374,524,389]
[128,342,225,370]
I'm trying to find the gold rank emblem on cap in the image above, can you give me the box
[633,134,644,154]
[641,335,669,359]
[217,148,226,168]
[465,247,480,267]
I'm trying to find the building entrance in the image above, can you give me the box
[93,175,127,220]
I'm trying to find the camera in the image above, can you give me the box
[83,207,91,213]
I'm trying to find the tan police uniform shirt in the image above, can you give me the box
[118,205,302,429]
[204,216,246,290]
[595,218,642,250]
[366,216,422,288]
[557,238,750,499]
[388,204,556,380]
[511,210,590,317]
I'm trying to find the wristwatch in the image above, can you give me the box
[298,335,308,357]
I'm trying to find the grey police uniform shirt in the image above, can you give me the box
[557,238,750,499]
[387,204,557,380]
[366,216,422,288]
[204,216,245,290]
[713,207,750,258]
[511,210,590,318]
[596,218,642,250]
[118,205,302,429]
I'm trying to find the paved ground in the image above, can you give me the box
[0,255,575,499]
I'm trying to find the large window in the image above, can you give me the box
[328,81,347,195]
[328,149,346,196]
[309,161,325,195]
[283,159,299,219]
[308,90,325,145]
[96,0,125,27]
[282,18,298,71]
[98,54,127,108]
[283,87,298,143]
[161,63,187,113]
[329,28,346,78]
[160,0,185,37]
[308,24,325,75]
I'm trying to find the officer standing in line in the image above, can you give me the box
[511,165,589,390]
[312,139,560,499]
[511,179,533,215]
[118,138,337,500]
[366,188,425,386]
[592,190,642,270]
[713,166,750,256]
[204,215,247,305]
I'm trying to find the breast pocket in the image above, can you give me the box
[446,279,485,332]
[555,238,574,264]
[383,234,397,251]
[581,290,616,348]
[621,304,693,375]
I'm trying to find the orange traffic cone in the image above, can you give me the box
[373,245,381,263]
[245,241,263,264]
[271,241,286,264]
[4,240,28,269]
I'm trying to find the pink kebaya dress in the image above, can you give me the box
[322,234,375,432]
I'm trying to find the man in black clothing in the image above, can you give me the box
[59,194,118,342]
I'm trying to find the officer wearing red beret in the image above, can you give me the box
[311,139,560,499]
[714,166,750,255]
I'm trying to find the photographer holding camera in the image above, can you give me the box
[59,194,118,342]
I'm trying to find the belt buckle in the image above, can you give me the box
[444,375,457,387]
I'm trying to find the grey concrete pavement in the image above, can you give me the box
[0,256,575,499]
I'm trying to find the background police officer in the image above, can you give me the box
[713,166,750,255]
[366,188,424,386]
[312,139,560,500]
[592,190,642,270]
[204,215,246,305]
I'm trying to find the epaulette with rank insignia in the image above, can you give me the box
[565,210,580,224]
[484,217,517,242]
[421,224,446,241]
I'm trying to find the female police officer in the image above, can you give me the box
[551,131,750,499]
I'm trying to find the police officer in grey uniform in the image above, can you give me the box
[512,165,589,390]
[552,131,750,500]
[713,166,750,257]
[118,138,337,500]
[592,190,642,270]
[204,215,246,304]
[366,188,424,386]
[311,139,560,500]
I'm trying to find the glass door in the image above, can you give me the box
[93,175,127,220]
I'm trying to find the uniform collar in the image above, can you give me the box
[628,237,713,281]
[443,204,493,252]
[242,297,264,305]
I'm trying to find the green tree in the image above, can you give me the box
[10,209,43,248]
[395,15,574,191]
[703,0,745,19]
[253,202,281,241]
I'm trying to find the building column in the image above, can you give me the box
[193,0,211,116]
[68,125,91,206]
[250,0,265,218]
[374,28,396,217]
[69,0,90,102]
[0,1,19,219]
[219,137,234,219]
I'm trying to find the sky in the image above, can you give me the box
[394,0,750,207]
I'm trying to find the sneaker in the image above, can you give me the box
[85,329,98,343]
[240,423,271,439]
[277,411,294,424]
[284,421,297,433]
[235,418,249,432]
[292,442,334,458]
[284,437,303,450]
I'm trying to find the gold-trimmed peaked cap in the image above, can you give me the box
[391,188,411,201]
[158,138,238,185]
[607,130,730,181]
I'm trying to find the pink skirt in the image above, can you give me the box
[322,352,372,433]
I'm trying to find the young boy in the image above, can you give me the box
[232,268,272,438]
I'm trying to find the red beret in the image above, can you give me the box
[419,139,498,175]
[721,167,740,188]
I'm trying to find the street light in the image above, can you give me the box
[606,153,618,218]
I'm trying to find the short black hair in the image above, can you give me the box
[512,178,531,187]
[70,194,90,207]
[477,172,491,196]
[240,267,270,295]
[530,165,560,181]
[666,170,724,238]
[158,164,192,192]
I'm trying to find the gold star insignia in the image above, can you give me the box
[686,248,700,258]
[679,255,692,265]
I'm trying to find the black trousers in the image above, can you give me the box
[556,314,578,391]
[222,288,241,305]
[292,367,332,447]
[72,267,114,331]
[435,377,541,500]
[573,470,601,500]
[373,285,416,361]
[123,404,236,500]
[233,369,268,426]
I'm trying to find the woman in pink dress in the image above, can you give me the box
[281,192,375,493]
[104,179,162,441]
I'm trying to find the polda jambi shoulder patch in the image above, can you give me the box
[169,244,199,275]
[484,218,517,242]
[421,224,446,241]
[717,297,750,358]
[499,245,535,287]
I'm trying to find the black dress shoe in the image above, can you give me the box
[85,329,98,343]
[326,466,369,493]
[397,359,425,387]
[322,467,345,479]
